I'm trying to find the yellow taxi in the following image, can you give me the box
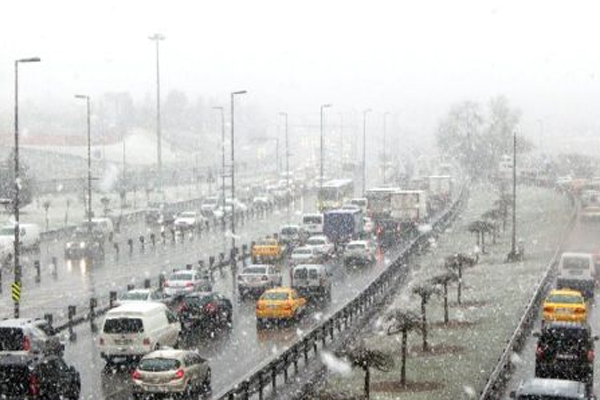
[542,288,587,324]
[255,287,307,326]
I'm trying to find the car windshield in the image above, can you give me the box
[261,292,289,301]
[303,216,322,224]
[0,328,25,351]
[169,273,193,281]
[138,358,180,372]
[120,292,149,301]
[243,267,267,274]
[546,294,582,304]
[103,318,144,334]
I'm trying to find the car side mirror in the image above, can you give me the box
[532,332,541,338]
[593,335,600,341]
[509,390,516,399]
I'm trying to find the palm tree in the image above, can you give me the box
[481,208,502,244]
[337,343,394,400]
[430,271,459,324]
[412,284,440,352]
[444,253,478,305]
[386,310,422,385]
[468,220,494,253]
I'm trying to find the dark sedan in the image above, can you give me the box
[171,292,232,331]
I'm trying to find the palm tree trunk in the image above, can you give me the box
[421,298,428,352]
[443,282,449,324]
[401,328,407,385]
[457,265,463,305]
[481,232,486,253]
[364,366,370,400]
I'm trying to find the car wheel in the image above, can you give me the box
[202,369,212,393]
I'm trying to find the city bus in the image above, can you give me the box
[317,179,354,211]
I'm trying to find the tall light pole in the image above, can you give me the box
[279,112,289,220]
[213,107,226,209]
[319,104,332,193]
[338,112,344,174]
[13,57,40,318]
[537,119,544,154]
[230,90,247,260]
[382,112,390,184]
[75,95,93,232]
[362,108,372,195]
[149,33,165,195]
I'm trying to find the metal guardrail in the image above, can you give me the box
[212,187,468,400]
[477,190,578,400]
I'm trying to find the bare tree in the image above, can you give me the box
[412,284,440,352]
[444,253,478,304]
[337,343,394,400]
[386,310,422,385]
[430,272,459,324]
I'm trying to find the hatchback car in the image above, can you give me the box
[343,240,376,268]
[164,270,211,297]
[0,318,64,356]
[238,264,283,299]
[115,288,168,307]
[534,321,598,389]
[543,289,587,324]
[305,235,335,257]
[255,287,307,327]
[170,292,233,330]
[290,246,322,266]
[131,349,211,398]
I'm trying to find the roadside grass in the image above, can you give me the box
[321,184,571,400]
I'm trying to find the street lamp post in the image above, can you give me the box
[75,95,93,232]
[13,57,40,318]
[362,108,372,195]
[230,90,247,262]
[507,130,519,262]
[339,113,344,174]
[213,107,226,210]
[382,112,390,184]
[148,33,165,195]
[279,112,289,220]
[319,104,332,194]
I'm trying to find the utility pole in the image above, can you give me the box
[75,95,93,231]
[508,131,518,262]
[148,33,165,195]
[362,108,372,195]
[213,107,226,209]
[319,104,332,194]
[279,112,289,221]
[383,112,389,184]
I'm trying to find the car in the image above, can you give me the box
[305,235,335,257]
[201,196,220,212]
[510,378,592,400]
[557,252,595,299]
[0,318,64,356]
[131,349,211,398]
[64,230,105,260]
[253,194,273,209]
[115,288,169,307]
[290,246,322,266]
[174,211,204,231]
[343,240,376,268]
[255,287,307,327]
[542,289,587,325]
[145,207,176,226]
[279,224,307,246]
[0,353,80,399]
[238,264,283,298]
[301,213,324,235]
[99,302,181,363]
[170,292,233,330]
[363,217,374,235]
[341,203,361,212]
[350,198,368,214]
[534,321,599,390]
[251,238,286,263]
[291,264,332,300]
[163,270,212,297]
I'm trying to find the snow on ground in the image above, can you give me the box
[320,183,572,400]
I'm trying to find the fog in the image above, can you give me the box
[2,0,600,155]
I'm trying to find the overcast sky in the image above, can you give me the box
[2,0,600,151]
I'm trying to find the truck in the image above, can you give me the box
[365,187,401,220]
[323,209,363,246]
[427,175,453,213]
[372,190,427,250]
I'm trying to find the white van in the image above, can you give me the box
[98,302,181,362]
[291,264,332,300]
[0,223,41,252]
[91,217,114,239]
[556,252,595,299]
[302,213,324,235]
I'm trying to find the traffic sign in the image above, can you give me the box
[11,282,20,302]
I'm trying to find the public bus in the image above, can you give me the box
[317,179,354,211]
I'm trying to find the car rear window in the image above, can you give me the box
[307,238,324,246]
[120,292,149,301]
[541,329,588,353]
[103,318,144,334]
[309,270,319,280]
[546,294,583,304]
[169,272,193,281]
[347,244,366,250]
[303,216,322,224]
[281,227,298,234]
[138,358,180,372]
[294,249,312,255]
[243,267,267,274]
[0,328,24,351]
[562,257,590,270]
[261,292,289,301]
[294,268,308,279]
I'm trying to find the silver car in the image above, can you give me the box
[131,349,211,398]
[164,270,211,297]
[114,288,168,307]
[237,264,283,298]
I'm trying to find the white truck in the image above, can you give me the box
[390,190,428,224]
[427,175,453,213]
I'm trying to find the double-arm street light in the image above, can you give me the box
[13,57,41,318]
[149,33,165,195]
[75,95,93,232]
[319,104,332,193]
[362,108,372,195]
[230,90,247,258]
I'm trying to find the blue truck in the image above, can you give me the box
[323,209,364,246]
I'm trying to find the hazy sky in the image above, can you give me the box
[2,0,600,151]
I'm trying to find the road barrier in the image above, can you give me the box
[477,193,578,400]
[212,187,467,400]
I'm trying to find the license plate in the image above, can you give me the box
[267,305,278,309]
[115,339,132,345]
[556,353,577,360]
[555,308,570,314]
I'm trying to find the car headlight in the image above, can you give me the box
[80,242,86,248]
[66,243,72,248]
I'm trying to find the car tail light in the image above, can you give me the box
[535,345,545,359]
[131,370,141,380]
[22,335,31,351]
[575,308,586,314]
[283,303,293,311]
[171,369,185,380]
[262,276,269,281]
[588,350,595,362]
[28,374,39,396]
[164,281,170,287]
[543,306,553,313]
[99,337,104,346]
[204,302,216,313]
[177,303,187,313]
[186,282,193,287]
[143,338,151,346]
